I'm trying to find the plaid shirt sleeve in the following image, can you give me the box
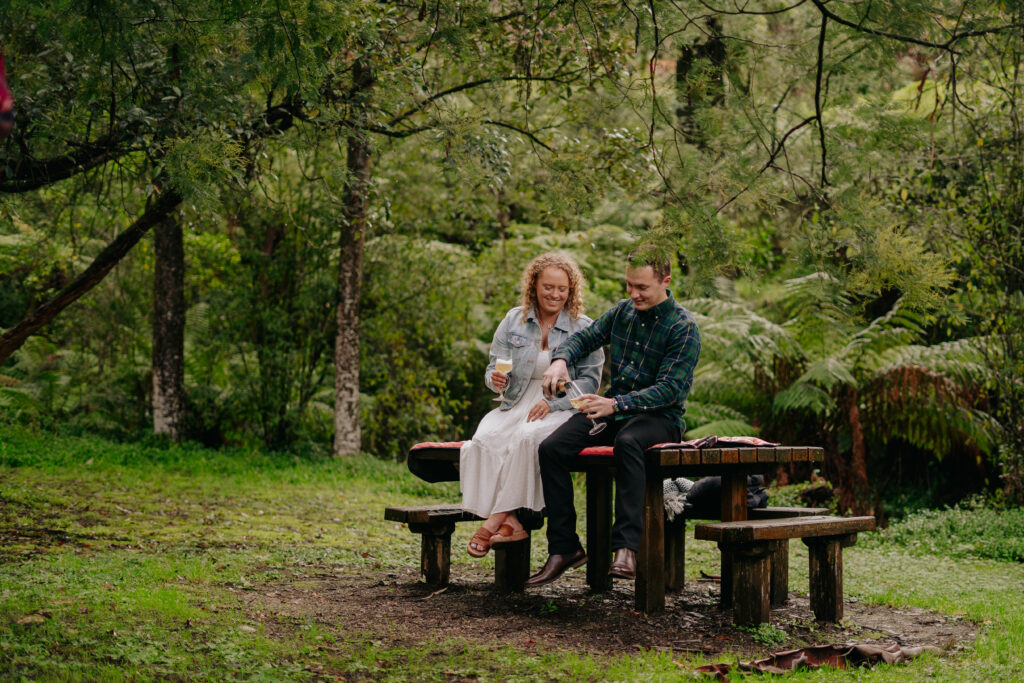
[614,315,701,414]
[551,303,618,366]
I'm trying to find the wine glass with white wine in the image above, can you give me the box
[493,358,513,402]
[563,380,607,435]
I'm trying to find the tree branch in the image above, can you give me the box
[0,98,303,364]
[0,188,182,365]
[717,115,817,213]
[384,71,585,128]
[815,13,828,186]
[810,0,1023,52]
[483,120,553,150]
[0,131,135,193]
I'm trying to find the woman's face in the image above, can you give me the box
[535,266,570,317]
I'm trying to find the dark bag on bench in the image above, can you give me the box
[685,475,769,519]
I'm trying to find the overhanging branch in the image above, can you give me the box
[810,0,1023,52]
[0,131,136,193]
[0,188,182,365]
[385,71,586,127]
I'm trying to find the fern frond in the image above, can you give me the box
[686,419,760,439]
[793,357,858,391]
[876,339,989,385]
[685,401,752,424]
[186,302,213,340]
[773,383,835,415]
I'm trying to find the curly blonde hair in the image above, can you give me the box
[519,252,586,321]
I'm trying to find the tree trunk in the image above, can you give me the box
[333,58,376,456]
[675,17,726,147]
[152,212,186,440]
[0,190,182,366]
[842,389,873,516]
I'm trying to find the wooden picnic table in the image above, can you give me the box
[406,443,824,613]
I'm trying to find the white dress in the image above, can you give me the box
[460,349,575,517]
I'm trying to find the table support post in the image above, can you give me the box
[719,473,746,608]
[637,454,666,612]
[494,536,530,593]
[586,468,613,592]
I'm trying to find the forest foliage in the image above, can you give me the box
[2,0,1023,515]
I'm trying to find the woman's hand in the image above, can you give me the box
[527,400,551,422]
[491,370,509,391]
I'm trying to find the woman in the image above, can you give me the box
[461,252,604,557]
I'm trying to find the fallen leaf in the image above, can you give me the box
[239,624,257,633]
[17,614,46,625]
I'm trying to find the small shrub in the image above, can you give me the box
[737,623,787,648]
[861,497,1024,562]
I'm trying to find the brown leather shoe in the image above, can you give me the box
[608,548,636,580]
[525,549,587,587]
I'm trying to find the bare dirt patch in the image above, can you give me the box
[240,564,976,659]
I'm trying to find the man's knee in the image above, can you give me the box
[613,429,644,457]
[539,432,566,465]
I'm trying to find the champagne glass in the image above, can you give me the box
[564,380,607,435]
[493,358,513,402]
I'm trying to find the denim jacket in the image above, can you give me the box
[485,306,604,411]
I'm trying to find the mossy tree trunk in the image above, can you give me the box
[333,58,375,457]
[152,211,186,441]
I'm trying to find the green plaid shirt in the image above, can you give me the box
[552,293,701,430]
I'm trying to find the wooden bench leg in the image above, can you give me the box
[723,542,772,626]
[494,536,531,593]
[802,534,854,622]
[586,468,613,593]
[409,522,455,586]
[769,540,789,607]
[665,517,685,591]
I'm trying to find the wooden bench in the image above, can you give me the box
[384,505,544,592]
[665,505,829,603]
[694,515,876,625]
[388,501,829,597]
[401,439,825,612]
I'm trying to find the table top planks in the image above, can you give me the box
[409,444,823,466]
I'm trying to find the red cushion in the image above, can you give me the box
[410,441,466,450]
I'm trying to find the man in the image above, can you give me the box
[525,244,701,587]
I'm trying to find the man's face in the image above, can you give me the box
[625,266,670,311]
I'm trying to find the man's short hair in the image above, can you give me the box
[626,244,671,280]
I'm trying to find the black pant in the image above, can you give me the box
[538,411,680,555]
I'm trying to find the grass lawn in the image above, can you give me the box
[2,425,1023,681]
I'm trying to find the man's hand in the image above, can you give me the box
[578,394,616,419]
[491,370,509,392]
[527,400,551,422]
[542,359,570,398]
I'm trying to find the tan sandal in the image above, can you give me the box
[489,523,528,544]
[468,525,497,557]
